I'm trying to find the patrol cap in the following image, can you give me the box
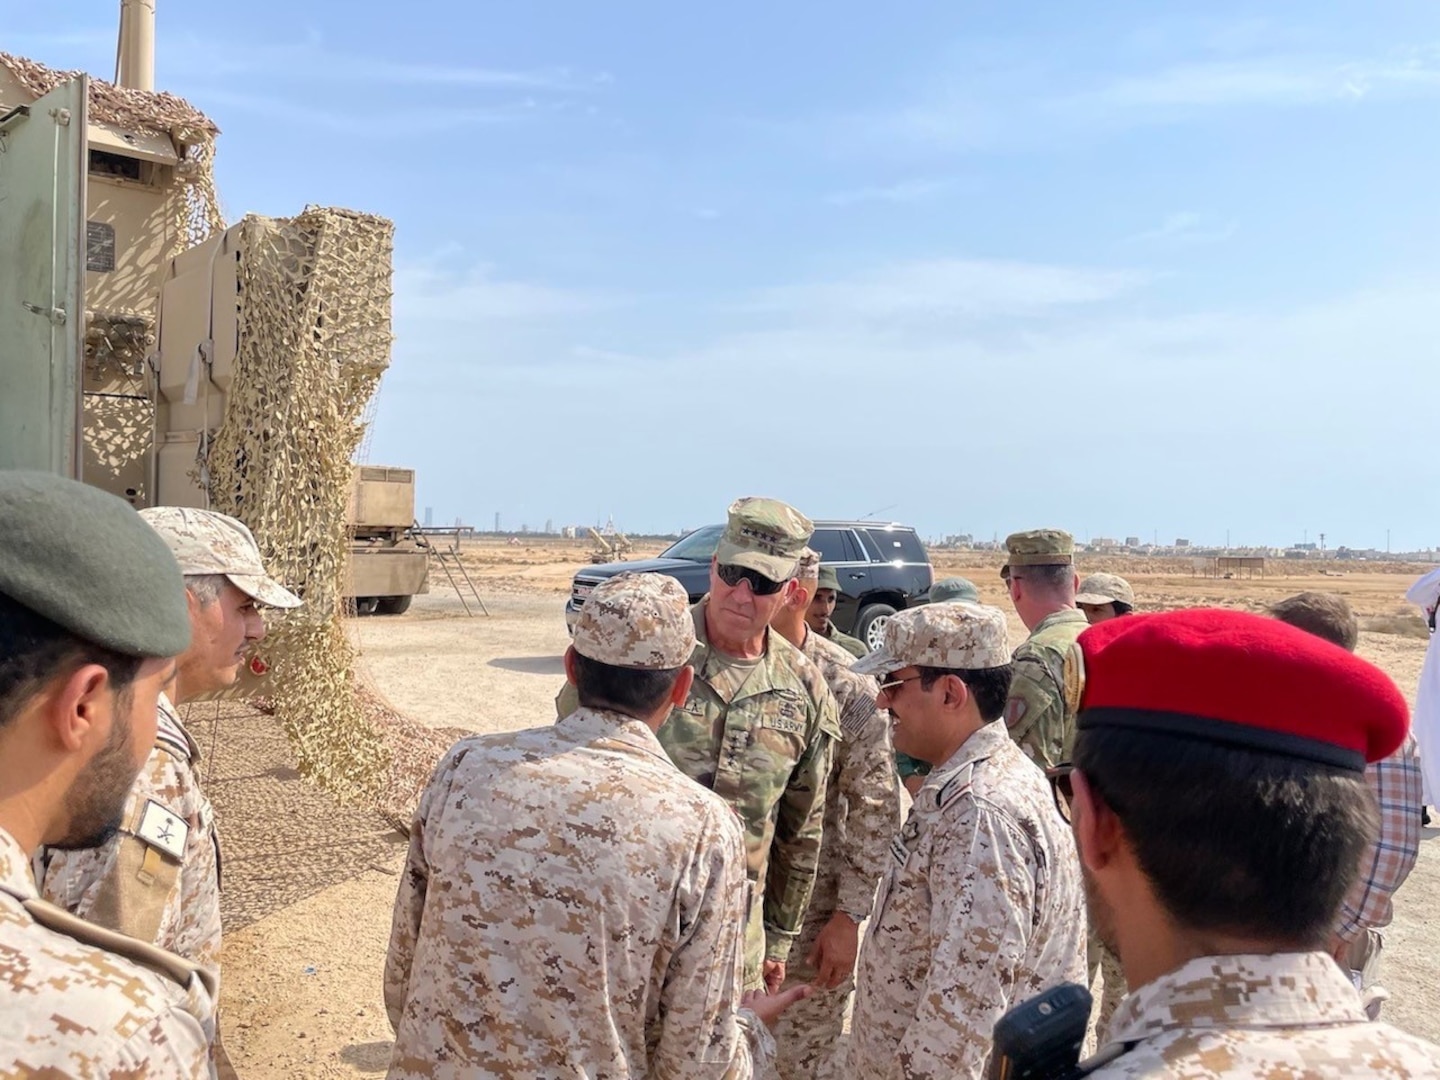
[816,565,841,593]
[715,497,814,582]
[795,547,821,580]
[572,572,697,669]
[1072,609,1408,772]
[927,577,980,605]
[1001,528,1074,580]
[0,471,190,658]
[140,507,302,609]
[1075,573,1133,608]
[852,601,1011,677]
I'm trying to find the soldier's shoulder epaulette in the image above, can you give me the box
[22,895,216,999]
[934,760,982,810]
[154,702,195,764]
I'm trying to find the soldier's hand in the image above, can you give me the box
[743,983,814,1030]
[762,959,786,995]
[807,912,860,990]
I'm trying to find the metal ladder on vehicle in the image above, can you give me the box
[412,523,489,616]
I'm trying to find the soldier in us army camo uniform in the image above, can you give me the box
[387,573,810,1078]
[559,497,840,993]
[0,472,215,1077]
[1037,609,1440,1077]
[38,507,301,1004]
[769,548,901,1079]
[847,602,1087,1079]
[999,529,1088,769]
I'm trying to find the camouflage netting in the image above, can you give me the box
[204,208,396,802]
[0,53,224,255]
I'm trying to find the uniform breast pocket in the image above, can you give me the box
[741,695,809,773]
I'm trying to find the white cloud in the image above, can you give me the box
[165,33,593,93]
[394,260,618,323]
[814,41,1440,156]
[824,177,953,207]
[744,258,1141,323]
[1128,211,1237,245]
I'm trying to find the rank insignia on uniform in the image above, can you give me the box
[1062,641,1086,715]
[137,800,188,861]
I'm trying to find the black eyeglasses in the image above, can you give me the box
[716,563,785,596]
[877,673,924,697]
[1046,763,1075,823]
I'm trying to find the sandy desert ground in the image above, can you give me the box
[194,539,1440,1077]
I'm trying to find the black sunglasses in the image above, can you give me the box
[716,563,786,596]
[1046,763,1075,824]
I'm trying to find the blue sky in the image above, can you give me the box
[10,2,1440,548]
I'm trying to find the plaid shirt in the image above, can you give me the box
[1334,732,1423,943]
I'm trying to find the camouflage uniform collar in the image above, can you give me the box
[0,826,37,901]
[1100,951,1366,1050]
[156,692,200,765]
[1035,608,1090,633]
[694,597,772,662]
[561,706,670,765]
[916,721,1012,801]
[693,598,815,697]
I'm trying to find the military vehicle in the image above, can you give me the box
[0,1,426,613]
[347,465,428,615]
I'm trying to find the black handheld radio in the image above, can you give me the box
[989,982,1093,1080]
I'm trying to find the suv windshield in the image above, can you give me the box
[659,524,724,563]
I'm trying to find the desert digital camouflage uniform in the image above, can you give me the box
[555,596,841,987]
[1081,952,1440,1077]
[773,628,901,1079]
[845,601,1086,1079]
[1,826,215,1077]
[1004,609,1089,768]
[847,722,1087,1078]
[385,710,777,1078]
[38,692,223,981]
[389,573,777,1077]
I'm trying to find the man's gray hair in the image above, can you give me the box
[185,573,230,605]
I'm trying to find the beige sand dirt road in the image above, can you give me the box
[205,542,1439,1077]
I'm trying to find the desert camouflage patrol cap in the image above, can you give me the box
[796,547,821,580]
[1076,572,1134,607]
[853,601,1011,677]
[816,565,841,593]
[715,496,814,582]
[140,507,303,609]
[1000,528,1074,580]
[927,577,980,604]
[573,572,697,669]
[0,471,190,658]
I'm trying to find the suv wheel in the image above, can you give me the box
[856,603,898,651]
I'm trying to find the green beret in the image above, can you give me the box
[816,565,841,593]
[0,471,191,657]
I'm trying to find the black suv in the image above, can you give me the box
[565,520,933,650]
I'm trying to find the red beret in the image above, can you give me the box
[1073,608,1408,772]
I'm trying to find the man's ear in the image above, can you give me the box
[44,664,112,752]
[788,581,812,611]
[563,645,580,687]
[1070,768,1123,874]
[670,666,696,707]
[943,674,970,711]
